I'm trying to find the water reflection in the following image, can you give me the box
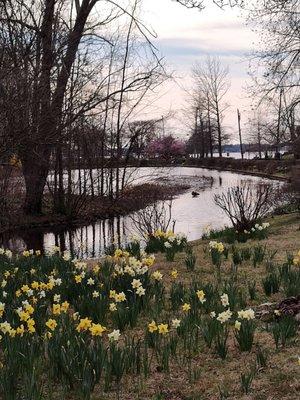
[0,167,279,258]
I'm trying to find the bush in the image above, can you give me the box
[214,182,273,232]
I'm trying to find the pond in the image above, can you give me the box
[0,167,279,258]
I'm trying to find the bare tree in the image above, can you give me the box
[192,57,230,157]
[174,0,243,9]
[214,182,273,231]
[0,0,165,216]
[247,0,300,101]
[130,200,174,238]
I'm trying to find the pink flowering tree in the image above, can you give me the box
[146,135,186,161]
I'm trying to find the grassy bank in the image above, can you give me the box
[130,212,300,400]
[0,213,299,400]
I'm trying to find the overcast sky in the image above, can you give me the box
[139,0,259,143]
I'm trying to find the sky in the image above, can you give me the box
[138,0,259,143]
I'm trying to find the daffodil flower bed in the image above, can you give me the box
[0,239,298,399]
[145,230,187,261]
[203,222,270,244]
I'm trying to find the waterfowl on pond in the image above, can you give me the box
[192,191,199,197]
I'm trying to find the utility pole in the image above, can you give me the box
[161,115,165,138]
[257,120,262,159]
[207,97,213,158]
[276,88,284,158]
[237,108,244,160]
[195,107,199,158]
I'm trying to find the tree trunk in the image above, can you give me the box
[216,105,222,157]
[22,148,51,215]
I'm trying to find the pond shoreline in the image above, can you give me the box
[0,182,191,236]
[182,164,290,182]
[0,165,285,237]
[0,166,286,256]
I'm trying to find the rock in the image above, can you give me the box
[255,296,300,322]
[278,295,300,317]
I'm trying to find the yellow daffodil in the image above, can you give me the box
[61,301,69,313]
[171,269,178,279]
[0,303,4,318]
[25,304,34,315]
[52,304,61,315]
[182,303,191,312]
[76,318,92,332]
[158,323,169,335]
[115,292,126,303]
[18,311,30,322]
[31,281,39,290]
[148,320,158,333]
[89,323,106,336]
[74,275,82,284]
[16,325,25,336]
[46,319,57,331]
[27,318,36,334]
[21,284,30,293]
[196,290,206,303]
[93,265,100,274]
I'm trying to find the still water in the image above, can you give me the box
[1,167,278,258]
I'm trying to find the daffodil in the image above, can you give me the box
[234,320,241,331]
[27,318,36,333]
[18,310,30,322]
[89,323,106,336]
[24,304,34,315]
[0,302,5,317]
[237,308,255,320]
[171,269,178,279]
[61,301,69,313]
[74,275,82,284]
[148,320,158,333]
[31,281,39,290]
[158,323,169,335]
[152,271,163,281]
[46,319,57,331]
[21,284,30,293]
[87,278,95,285]
[220,293,229,307]
[171,319,181,328]
[115,292,126,302]
[108,329,121,342]
[182,303,191,312]
[217,309,232,324]
[16,325,25,336]
[52,304,61,315]
[109,303,117,312]
[196,290,206,303]
[131,279,142,289]
[136,286,146,296]
[76,318,92,332]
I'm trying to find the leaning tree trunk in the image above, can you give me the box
[22,147,51,215]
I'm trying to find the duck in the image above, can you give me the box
[192,191,199,197]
